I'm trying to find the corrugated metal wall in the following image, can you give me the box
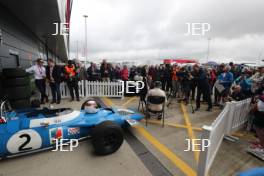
[0,3,61,71]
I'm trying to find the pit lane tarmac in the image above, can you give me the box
[101,97,263,176]
[0,97,263,176]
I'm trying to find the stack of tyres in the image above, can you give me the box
[0,73,3,99]
[2,68,31,109]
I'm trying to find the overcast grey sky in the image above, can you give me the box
[69,0,264,63]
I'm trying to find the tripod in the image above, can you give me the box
[189,96,195,113]
[167,89,177,107]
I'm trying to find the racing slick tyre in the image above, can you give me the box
[4,85,31,100]
[3,77,30,87]
[0,74,3,99]
[92,121,124,155]
[2,68,28,78]
[9,98,31,109]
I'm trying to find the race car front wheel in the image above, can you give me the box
[91,121,124,155]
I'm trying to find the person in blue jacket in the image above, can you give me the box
[218,65,234,104]
[234,69,252,98]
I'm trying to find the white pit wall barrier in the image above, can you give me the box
[197,103,232,176]
[197,98,252,176]
[47,80,124,99]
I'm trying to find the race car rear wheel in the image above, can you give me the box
[91,121,124,155]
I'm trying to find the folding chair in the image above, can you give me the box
[145,96,166,127]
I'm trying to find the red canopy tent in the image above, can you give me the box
[164,59,198,64]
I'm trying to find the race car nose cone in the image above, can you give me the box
[130,113,144,121]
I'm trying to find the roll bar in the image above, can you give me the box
[0,100,7,123]
[0,97,11,123]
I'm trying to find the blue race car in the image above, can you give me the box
[0,99,144,159]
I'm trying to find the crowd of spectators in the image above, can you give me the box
[23,57,264,157]
[85,59,264,156]
[85,60,263,109]
[26,58,264,108]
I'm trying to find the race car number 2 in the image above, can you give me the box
[6,129,42,154]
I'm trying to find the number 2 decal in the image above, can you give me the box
[18,134,33,151]
[7,129,42,154]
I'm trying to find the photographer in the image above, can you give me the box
[181,67,193,104]
[193,64,212,111]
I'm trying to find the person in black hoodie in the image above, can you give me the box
[87,62,99,81]
[100,60,110,81]
[193,64,212,111]
[181,67,193,104]
[46,59,62,104]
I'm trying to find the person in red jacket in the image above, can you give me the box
[121,65,129,81]
[208,68,217,89]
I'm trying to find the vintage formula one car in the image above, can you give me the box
[0,99,144,159]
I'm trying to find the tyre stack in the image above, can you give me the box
[0,73,3,99]
[2,68,32,109]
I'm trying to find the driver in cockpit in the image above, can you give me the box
[82,99,101,113]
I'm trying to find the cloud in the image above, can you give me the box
[69,0,264,63]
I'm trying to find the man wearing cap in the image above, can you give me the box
[26,58,48,104]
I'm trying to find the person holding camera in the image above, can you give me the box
[193,64,212,111]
